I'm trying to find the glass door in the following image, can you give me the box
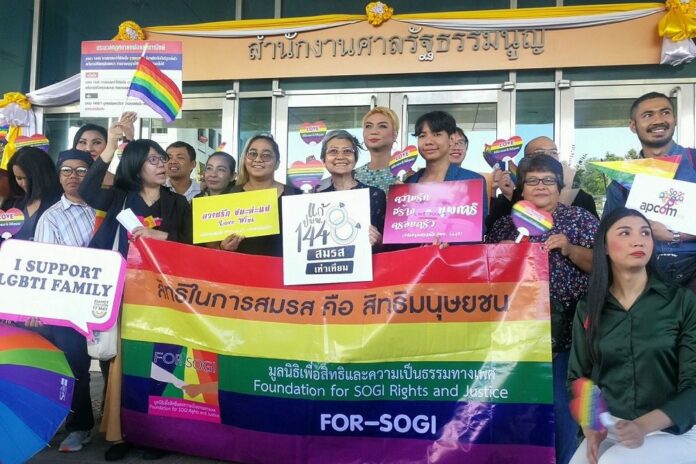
[391,89,504,175]
[275,92,389,182]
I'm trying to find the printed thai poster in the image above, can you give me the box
[281,189,373,285]
[80,40,182,118]
[121,238,554,464]
[383,180,484,244]
[625,174,696,235]
[191,189,279,244]
[0,239,125,338]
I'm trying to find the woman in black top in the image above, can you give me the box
[219,134,299,256]
[78,120,191,461]
[5,147,62,241]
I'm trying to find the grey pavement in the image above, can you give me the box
[30,370,231,464]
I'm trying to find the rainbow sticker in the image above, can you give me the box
[512,200,554,238]
[287,158,325,191]
[483,136,523,168]
[299,122,328,145]
[389,145,418,177]
[0,208,25,239]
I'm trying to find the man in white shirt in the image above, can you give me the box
[33,148,96,452]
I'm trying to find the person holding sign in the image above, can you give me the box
[6,147,62,241]
[79,120,192,461]
[219,134,299,256]
[29,148,96,452]
[406,111,488,239]
[314,130,385,247]
[193,151,236,249]
[604,92,696,292]
[486,154,599,464]
[569,207,696,464]
[355,106,399,194]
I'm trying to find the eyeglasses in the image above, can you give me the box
[146,154,169,166]
[59,166,89,177]
[246,150,275,162]
[524,176,557,186]
[325,148,356,157]
[453,140,468,147]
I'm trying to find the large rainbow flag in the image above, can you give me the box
[127,57,182,123]
[121,239,554,463]
[590,155,681,189]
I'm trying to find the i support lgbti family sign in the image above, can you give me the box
[120,238,554,463]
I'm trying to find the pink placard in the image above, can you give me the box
[383,180,484,244]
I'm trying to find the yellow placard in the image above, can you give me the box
[192,189,279,244]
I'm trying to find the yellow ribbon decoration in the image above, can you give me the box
[113,20,145,40]
[145,3,664,34]
[0,126,22,171]
[659,0,696,41]
[0,92,31,170]
[366,2,394,26]
[0,92,31,110]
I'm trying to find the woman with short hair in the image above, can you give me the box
[315,129,386,247]
[486,154,599,464]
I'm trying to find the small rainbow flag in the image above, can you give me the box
[569,378,615,431]
[127,57,182,124]
[590,155,681,189]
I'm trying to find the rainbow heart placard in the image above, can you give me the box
[389,145,418,176]
[483,136,523,168]
[512,200,554,240]
[14,134,50,153]
[0,208,25,238]
[299,121,328,145]
[287,158,325,191]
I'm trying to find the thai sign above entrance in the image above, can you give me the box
[145,12,663,81]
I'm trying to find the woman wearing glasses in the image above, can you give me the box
[315,130,386,247]
[219,134,299,256]
[79,121,192,461]
[485,154,599,464]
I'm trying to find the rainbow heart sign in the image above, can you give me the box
[0,208,25,239]
[287,158,325,191]
[15,133,50,153]
[483,136,523,168]
[389,145,418,177]
[299,121,328,145]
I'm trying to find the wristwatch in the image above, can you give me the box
[671,230,682,244]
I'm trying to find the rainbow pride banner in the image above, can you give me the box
[121,239,554,463]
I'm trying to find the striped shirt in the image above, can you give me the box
[34,195,96,247]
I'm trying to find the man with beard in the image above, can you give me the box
[604,92,696,291]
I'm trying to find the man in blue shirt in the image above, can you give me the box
[603,92,696,291]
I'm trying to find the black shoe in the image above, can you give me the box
[104,442,130,461]
[142,447,168,460]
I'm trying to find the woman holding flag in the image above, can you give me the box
[79,117,192,461]
[569,207,696,464]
